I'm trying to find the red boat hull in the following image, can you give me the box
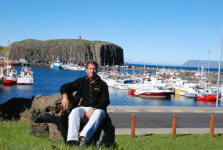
[128,88,136,96]
[197,94,220,101]
[138,92,174,100]
[3,80,17,85]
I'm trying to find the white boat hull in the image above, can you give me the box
[17,77,33,85]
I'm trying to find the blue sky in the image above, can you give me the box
[0,0,223,65]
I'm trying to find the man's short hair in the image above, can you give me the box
[86,61,98,70]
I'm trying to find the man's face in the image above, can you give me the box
[86,63,97,78]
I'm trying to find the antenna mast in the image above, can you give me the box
[216,28,223,107]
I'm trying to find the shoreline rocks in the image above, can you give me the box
[0,97,33,120]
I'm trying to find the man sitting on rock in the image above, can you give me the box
[60,61,110,147]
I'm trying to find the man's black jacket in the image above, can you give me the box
[60,75,110,111]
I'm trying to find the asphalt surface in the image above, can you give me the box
[107,106,223,134]
[108,112,223,128]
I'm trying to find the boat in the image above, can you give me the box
[0,67,4,83]
[0,57,21,66]
[174,88,187,96]
[172,78,190,95]
[61,63,85,70]
[137,91,174,99]
[2,40,17,85]
[19,58,28,65]
[0,61,21,66]
[134,85,174,99]
[50,57,63,69]
[113,78,143,90]
[17,65,33,85]
[197,94,219,101]
[3,65,17,85]
[131,82,174,99]
[184,91,197,98]
[196,87,220,101]
[182,84,198,98]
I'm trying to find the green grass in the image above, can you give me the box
[116,134,223,150]
[1,120,223,150]
[89,40,111,45]
[45,39,90,44]
[45,39,111,45]
[12,39,111,46]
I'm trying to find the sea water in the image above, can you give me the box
[0,66,221,107]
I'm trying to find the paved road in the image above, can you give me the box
[108,112,223,128]
[106,106,223,134]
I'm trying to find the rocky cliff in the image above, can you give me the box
[1,39,124,66]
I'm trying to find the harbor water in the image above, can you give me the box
[0,66,222,107]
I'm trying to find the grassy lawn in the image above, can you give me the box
[1,120,223,150]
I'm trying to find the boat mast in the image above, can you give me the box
[207,49,211,80]
[216,28,223,107]
[7,40,10,66]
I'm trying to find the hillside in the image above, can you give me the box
[1,39,124,66]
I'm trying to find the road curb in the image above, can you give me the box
[115,128,223,135]
[107,106,223,113]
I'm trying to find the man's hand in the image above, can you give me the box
[61,93,69,110]
[85,109,94,119]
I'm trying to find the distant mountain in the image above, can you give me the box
[183,60,223,68]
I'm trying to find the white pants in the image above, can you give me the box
[67,107,106,142]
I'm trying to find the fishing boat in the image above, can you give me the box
[17,65,33,85]
[3,65,17,85]
[134,85,174,99]
[113,78,143,90]
[196,87,220,101]
[131,81,174,99]
[184,90,197,98]
[180,84,198,98]
[197,94,219,101]
[174,88,187,96]
[2,40,17,85]
[0,61,21,66]
[0,67,4,83]
[138,91,174,99]
[50,57,62,69]
[61,63,85,70]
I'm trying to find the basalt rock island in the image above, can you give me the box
[1,39,124,66]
